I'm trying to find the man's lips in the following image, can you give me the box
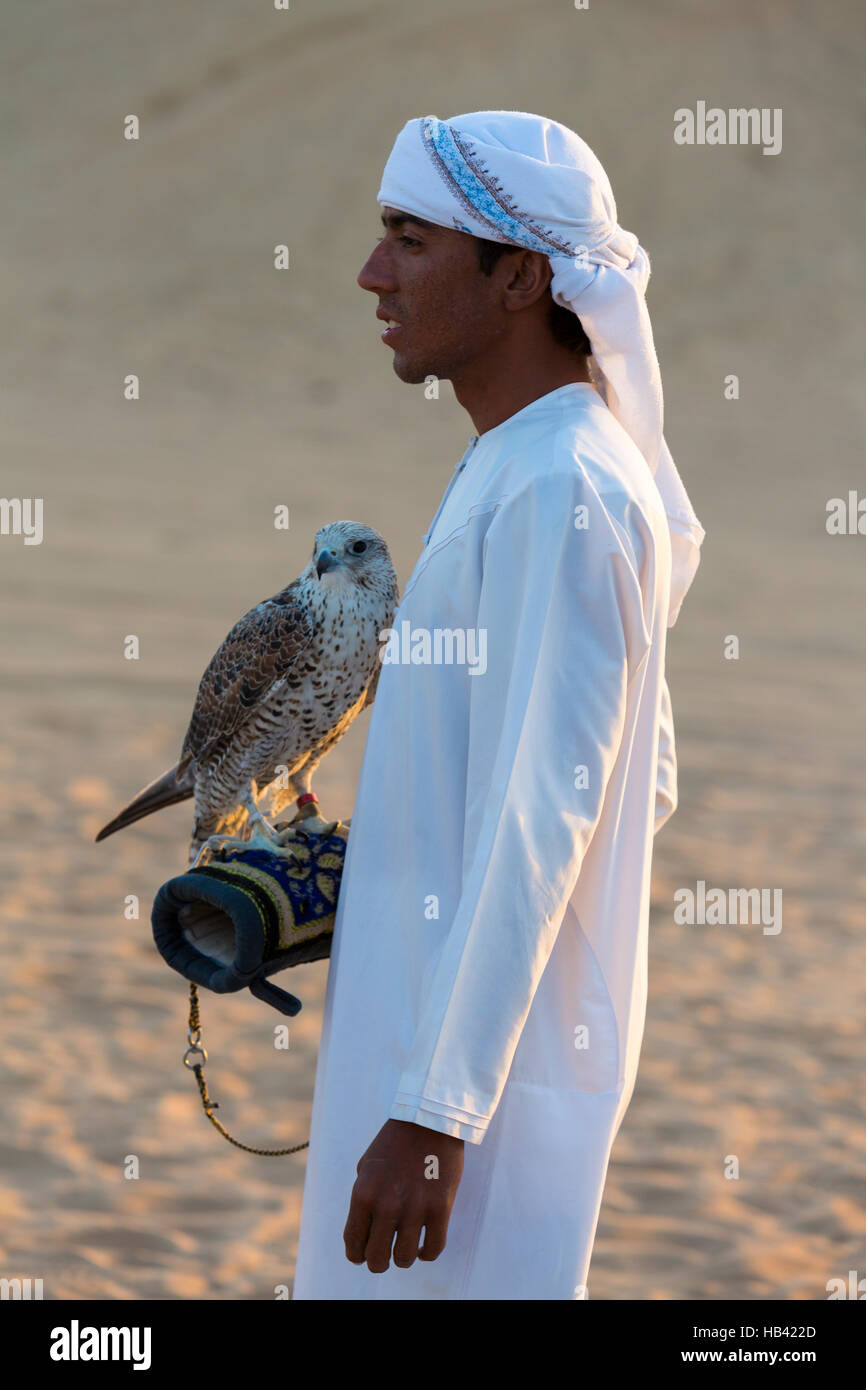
[376,309,404,345]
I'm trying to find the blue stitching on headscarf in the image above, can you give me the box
[420,119,505,241]
[423,116,569,255]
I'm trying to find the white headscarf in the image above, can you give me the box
[377,110,705,626]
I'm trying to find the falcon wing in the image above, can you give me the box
[363,653,383,709]
[177,585,314,775]
[362,589,396,709]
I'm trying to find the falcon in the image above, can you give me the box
[96,520,399,866]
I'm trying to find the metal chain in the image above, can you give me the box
[184,982,309,1157]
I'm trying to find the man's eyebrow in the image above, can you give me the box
[380,211,439,232]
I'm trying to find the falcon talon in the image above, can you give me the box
[189,832,242,869]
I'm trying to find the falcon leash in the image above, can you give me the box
[184,982,310,1156]
[150,802,350,1157]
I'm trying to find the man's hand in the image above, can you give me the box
[343,1118,465,1273]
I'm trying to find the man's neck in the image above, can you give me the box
[451,346,593,436]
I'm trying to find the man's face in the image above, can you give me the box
[357,208,506,384]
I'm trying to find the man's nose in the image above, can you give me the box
[357,240,397,294]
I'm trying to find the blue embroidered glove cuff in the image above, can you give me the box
[151,820,348,1016]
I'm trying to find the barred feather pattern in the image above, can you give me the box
[181,521,398,863]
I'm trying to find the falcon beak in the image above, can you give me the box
[316,549,339,578]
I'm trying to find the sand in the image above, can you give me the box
[1,0,864,1299]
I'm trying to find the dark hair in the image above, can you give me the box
[476,237,592,357]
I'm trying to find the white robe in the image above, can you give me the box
[292,382,673,1300]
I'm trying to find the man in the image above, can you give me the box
[292,110,704,1300]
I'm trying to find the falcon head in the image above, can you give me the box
[311,521,397,595]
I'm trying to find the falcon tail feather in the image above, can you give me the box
[95,762,195,842]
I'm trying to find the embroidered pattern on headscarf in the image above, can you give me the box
[422,117,575,257]
[448,128,576,258]
[421,119,505,241]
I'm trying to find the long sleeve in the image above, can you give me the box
[654,676,678,833]
[389,466,652,1143]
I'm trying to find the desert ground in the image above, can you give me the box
[1,0,864,1298]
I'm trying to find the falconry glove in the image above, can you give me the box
[149,810,349,1156]
[151,813,349,1017]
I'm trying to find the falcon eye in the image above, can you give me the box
[351,541,367,554]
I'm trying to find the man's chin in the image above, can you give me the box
[391,353,437,386]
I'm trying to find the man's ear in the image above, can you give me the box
[501,250,553,312]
